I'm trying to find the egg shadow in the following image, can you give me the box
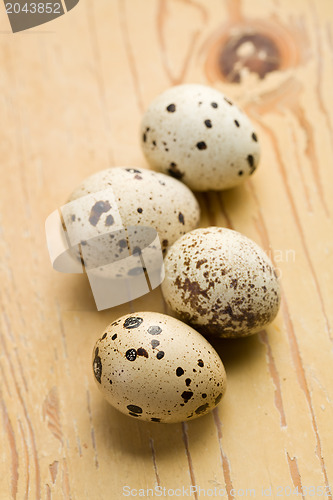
[65,273,97,310]
[94,396,214,459]
[207,332,265,375]
[194,182,251,228]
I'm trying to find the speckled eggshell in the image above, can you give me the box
[67,167,200,254]
[161,227,281,338]
[92,312,226,423]
[140,83,260,191]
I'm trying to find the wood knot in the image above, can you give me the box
[205,20,302,85]
[219,32,280,82]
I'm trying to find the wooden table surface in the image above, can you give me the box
[1,0,333,499]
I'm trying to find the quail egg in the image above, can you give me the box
[92,311,226,423]
[161,227,281,337]
[140,83,260,191]
[67,167,200,254]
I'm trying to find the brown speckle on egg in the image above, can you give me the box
[161,227,281,338]
[137,347,149,358]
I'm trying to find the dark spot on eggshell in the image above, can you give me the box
[204,119,212,128]
[195,403,209,414]
[168,162,184,180]
[202,393,207,399]
[230,278,238,289]
[135,174,143,180]
[252,132,258,142]
[89,201,111,227]
[93,347,102,384]
[151,417,161,422]
[127,404,143,414]
[137,207,143,213]
[181,391,194,403]
[211,102,218,108]
[238,170,244,176]
[194,292,276,336]
[196,141,207,150]
[118,239,128,249]
[224,97,233,105]
[247,154,254,167]
[247,154,256,174]
[156,351,165,360]
[129,412,140,417]
[143,133,147,142]
[175,277,213,315]
[178,212,185,225]
[126,168,141,174]
[196,259,207,269]
[128,267,144,276]
[166,103,176,112]
[234,119,240,127]
[111,333,117,340]
[198,359,204,367]
[176,367,184,377]
[71,214,76,221]
[185,378,191,386]
[151,339,160,349]
[124,317,143,329]
[125,349,137,361]
[215,393,223,405]
[105,214,114,226]
[137,347,149,358]
[101,333,107,340]
[148,326,162,335]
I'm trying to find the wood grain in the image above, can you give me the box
[0,0,332,498]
